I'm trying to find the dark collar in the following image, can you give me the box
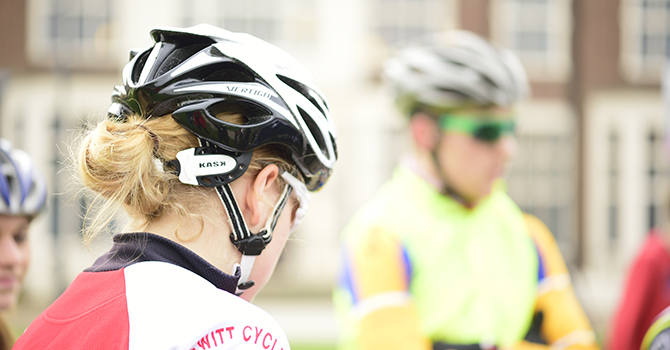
[86,232,240,294]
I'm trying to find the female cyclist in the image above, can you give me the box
[13,24,337,349]
[0,138,47,349]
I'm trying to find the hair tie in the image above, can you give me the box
[136,124,160,154]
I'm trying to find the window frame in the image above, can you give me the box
[370,0,459,48]
[26,0,118,70]
[490,0,572,83]
[620,0,670,84]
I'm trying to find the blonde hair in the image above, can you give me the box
[0,314,13,350]
[77,113,298,244]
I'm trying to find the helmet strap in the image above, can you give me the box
[170,138,294,295]
[214,177,292,295]
[429,137,471,207]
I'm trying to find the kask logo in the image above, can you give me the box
[199,161,227,168]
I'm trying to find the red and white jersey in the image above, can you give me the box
[14,232,291,350]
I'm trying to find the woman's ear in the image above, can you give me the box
[410,113,440,151]
[244,164,281,228]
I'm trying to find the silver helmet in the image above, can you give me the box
[384,30,529,115]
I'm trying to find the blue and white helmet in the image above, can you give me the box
[0,139,47,217]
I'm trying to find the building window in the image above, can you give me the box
[621,0,670,83]
[180,0,317,45]
[490,0,572,82]
[648,130,670,230]
[28,0,117,69]
[506,133,577,265]
[608,132,620,245]
[371,0,457,47]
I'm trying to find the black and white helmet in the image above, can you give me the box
[384,30,529,115]
[108,24,337,191]
[0,139,47,217]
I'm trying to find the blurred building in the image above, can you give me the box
[0,0,668,342]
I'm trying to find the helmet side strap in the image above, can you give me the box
[214,180,292,296]
[429,136,470,207]
[214,183,258,293]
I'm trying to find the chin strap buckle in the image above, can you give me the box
[232,232,270,256]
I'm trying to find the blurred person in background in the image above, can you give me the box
[0,139,47,349]
[609,62,670,350]
[607,228,670,350]
[333,30,598,350]
[639,306,670,350]
[13,24,337,349]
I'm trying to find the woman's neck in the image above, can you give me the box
[140,212,242,276]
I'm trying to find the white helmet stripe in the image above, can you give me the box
[138,42,163,85]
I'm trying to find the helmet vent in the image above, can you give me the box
[207,99,272,123]
[203,65,255,83]
[330,133,338,160]
[277,75,327,117]
[479,73,500,91]
[155,43,210,78]
[132,50,151,84]
[409,65,424,73]
[435,86,469,100]
[298,107,329,158]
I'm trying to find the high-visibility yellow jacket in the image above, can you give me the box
[334,165,599,350]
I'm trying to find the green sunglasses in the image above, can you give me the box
[438,113,516,142]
